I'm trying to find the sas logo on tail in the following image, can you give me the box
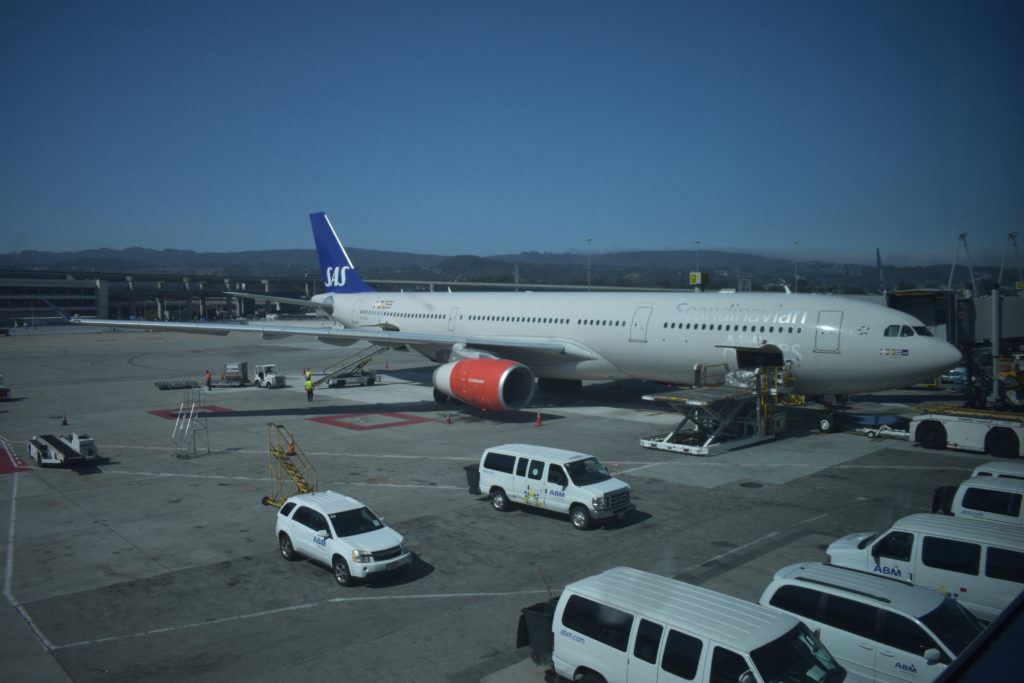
[324,266,353,288]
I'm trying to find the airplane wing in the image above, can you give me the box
[60,313,597,360]
[224,290,333,313]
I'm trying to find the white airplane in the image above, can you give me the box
[61,212,962,429]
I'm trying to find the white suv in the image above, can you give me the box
[275,491,411,586]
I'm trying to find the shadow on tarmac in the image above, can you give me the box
[469,495,652,531]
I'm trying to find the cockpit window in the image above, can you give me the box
[885,324,922,337]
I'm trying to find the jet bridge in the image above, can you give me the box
[640,365,791,456]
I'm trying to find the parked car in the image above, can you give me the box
[760,562,984,682]
[275,490,411,586]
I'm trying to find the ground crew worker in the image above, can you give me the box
[305,377,314,402]
[304,368,312,381]
[204,370,212,390]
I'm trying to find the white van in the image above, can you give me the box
[932,476,1024,526]
[760,563,984,682]
[971,460,1024,481]
[477,444,633,530]
[827,513,1024,622]
[552,566,847,683]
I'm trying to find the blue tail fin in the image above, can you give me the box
[309,212,375,293]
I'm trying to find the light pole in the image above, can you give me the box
[586,237,592,291]
[793,240,799,293]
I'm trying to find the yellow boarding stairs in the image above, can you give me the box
[262,424,318,507]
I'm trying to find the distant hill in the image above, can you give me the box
[0,245,1004,294]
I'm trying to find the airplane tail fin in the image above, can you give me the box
[309,212,375,294]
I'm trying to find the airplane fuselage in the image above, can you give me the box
[316,289,960,396]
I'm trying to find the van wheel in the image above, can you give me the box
[917,421,947,450]
[576,672,607,683]
[570,505,592,530]
[987,428,1020,459]
[817,415,834,433]
[279,533,295,561]
[333,556,354,586]
[490,488,510,512]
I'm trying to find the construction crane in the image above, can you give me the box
[947,233,978,294]
[997,232,1022,292]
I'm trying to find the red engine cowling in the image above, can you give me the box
[432,359,535,411]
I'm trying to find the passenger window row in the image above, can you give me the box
[874,531,1024,583]
[768,585,947,661]
[664,321,803,335]
[561,595,752,682]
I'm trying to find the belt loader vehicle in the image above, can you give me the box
[28,433,98,467]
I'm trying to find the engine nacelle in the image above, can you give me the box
[432,359,535,411]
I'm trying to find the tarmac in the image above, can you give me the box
[0,326,990,683]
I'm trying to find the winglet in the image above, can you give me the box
[42,298,76,322]
[309,212,375,293]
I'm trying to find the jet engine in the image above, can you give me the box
[432,359,535,411]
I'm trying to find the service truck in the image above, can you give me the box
[253,363,285,388]
[913,406,1023,459]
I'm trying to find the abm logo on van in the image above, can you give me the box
[894,662,918,674]
[872,564,910,580]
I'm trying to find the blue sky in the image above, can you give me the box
[2,1,1021,266]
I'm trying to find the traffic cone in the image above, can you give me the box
[445,413,451,425]
[286,440,297,456]
[535,411,542,427]
[62,414,68,426]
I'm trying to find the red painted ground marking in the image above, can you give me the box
[0,445,32,474]
[147,406,235,420]
[308,412,435,431]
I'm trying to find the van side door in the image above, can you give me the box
[876,611,948,682]
[291,506,332,562]
[625,618,665,681]
[516,458,546,507]
[817,593,879,681]
[544,463,570,514]
[643,626,706,682]
[917,537,985,616]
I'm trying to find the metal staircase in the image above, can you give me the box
[262,424,318,507]
[172,388,210,458]
[315,345,385,387]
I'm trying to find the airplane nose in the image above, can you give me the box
[931,341,962,373]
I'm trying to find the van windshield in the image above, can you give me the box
[751,623,846,683]
[330,507,384,537]
[565,458,612,486]
[919,597,985,655]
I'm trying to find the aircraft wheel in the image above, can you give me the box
[818,415,835,433]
